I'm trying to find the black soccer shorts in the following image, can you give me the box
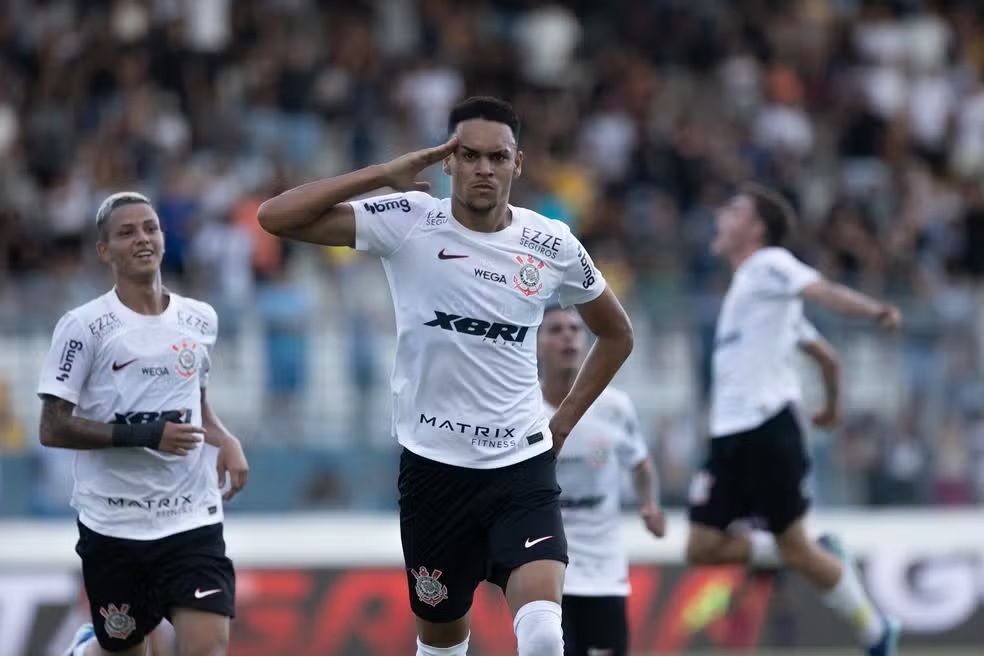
[688,404,811,535]
[76,521,236,651]
[398,447,569,623]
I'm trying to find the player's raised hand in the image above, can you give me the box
[876,305,902,330]
[381,135,459,192]
[217,436,249,501]
[159,422,204,456]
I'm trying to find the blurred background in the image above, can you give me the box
[1,0,984,653]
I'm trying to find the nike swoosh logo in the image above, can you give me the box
[112,359,137,372]
[438,248,468,260]
[525,536,553,549]
[194,588,222,599]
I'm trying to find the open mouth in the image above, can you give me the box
[134,250,155,260]
[561,347,578,357]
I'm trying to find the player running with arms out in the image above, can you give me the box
[258,96,634,656]
[39,192,249,657]
[686,182,901,655]
[537,305,663,656]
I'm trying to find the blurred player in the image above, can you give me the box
[537,305,664,656]
[258,96,634,656]
[686,182,901,655]
[38,192,248,656]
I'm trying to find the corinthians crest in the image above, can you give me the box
[514,254,546,297]
[99,603,136,640]
[172,341,198,378]
[411,566,448,607]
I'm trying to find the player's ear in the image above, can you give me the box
[443,154,452,176]
[514,150,523,178]
[95,240,112,265]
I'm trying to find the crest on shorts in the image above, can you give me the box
[514,255,545,297]
[99,603,136,640]
[411,566,448,607]
[172,341,198,378]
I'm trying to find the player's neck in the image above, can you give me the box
[115,275,169,316]
[541,372,576,408]
[728,244,761,271]
[451,197,512,233]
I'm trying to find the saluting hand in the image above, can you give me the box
[381,136,459,192]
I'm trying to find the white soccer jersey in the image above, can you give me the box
[710,247,821,437]
[37,289,223,540]
[352,192,607,468]
[551,388,648,597]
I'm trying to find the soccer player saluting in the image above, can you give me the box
[39,192,248,656]
[258,96,634,656]
[538,305,664,656]
[686,182,901,655]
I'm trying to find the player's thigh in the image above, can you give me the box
[565,596,627,656]
[75,522,162,653]
[155,523,236,645]
[487,451,568,610]
[746,408,811,535]
[399,449,487,629]
[170,608,229,656]
[687,436,746,538]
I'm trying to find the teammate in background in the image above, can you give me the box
[538,305,664,656]
[38,192,248,656]
[685,182,901,655]
[258,96,634,656]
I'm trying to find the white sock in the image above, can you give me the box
[71,636,97,656]
[513,600,563,656]
[822,566,885,645]
[416,633,469,656]
[748,531,780,566]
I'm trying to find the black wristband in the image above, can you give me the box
[112,421,166,449]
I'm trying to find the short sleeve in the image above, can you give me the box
[556,233,607,308]
[757,248,821,297]
[352,191,433,257]
[37,313,93,405]
[614,395,649,468]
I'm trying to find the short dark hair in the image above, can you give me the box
[738,182,796,246]
[95,192,152,239]
[448,96,520,141]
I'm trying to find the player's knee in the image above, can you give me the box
[776,536,815,572]
[686,537,721,565]
[513,600,564,656]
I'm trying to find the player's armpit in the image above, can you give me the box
[38,394,115,450]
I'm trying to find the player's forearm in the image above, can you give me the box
[801,280,888,320]
[257,165,390,233]
[556,333,634,426]
[818,358,841,411]
[201,397,234,448]
[632,458,660,507]
[39,412,114,450]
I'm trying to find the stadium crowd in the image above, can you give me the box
[2,0,984,510]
